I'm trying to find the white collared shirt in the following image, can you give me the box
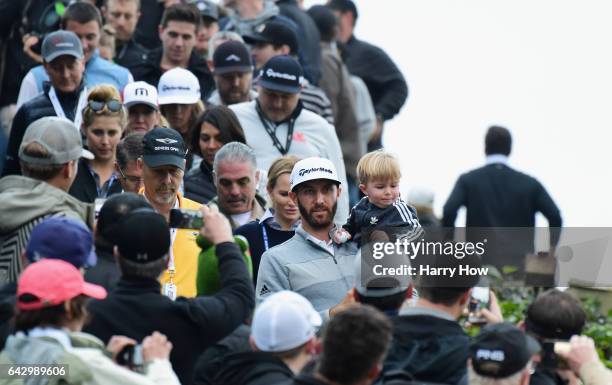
[485,154,509,165]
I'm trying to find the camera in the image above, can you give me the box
[169,208,204,229]
[539,340,570,369]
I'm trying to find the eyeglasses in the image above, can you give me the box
[88,99,122,113]
[117,167,143,184]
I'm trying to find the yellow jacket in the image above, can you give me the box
[162,194,202,298]
[140,189,202,298]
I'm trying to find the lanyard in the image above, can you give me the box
[261,223,269,251]
[168,199,179,271]
[255,101,296,155]
[49,86,87,129]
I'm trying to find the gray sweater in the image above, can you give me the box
[256,225,358,318]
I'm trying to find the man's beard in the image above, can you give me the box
[154,184,177,205]
[298,201,337,230]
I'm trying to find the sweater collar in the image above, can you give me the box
[116,276,162,293]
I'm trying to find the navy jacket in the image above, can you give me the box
[234,220,295,285]
[442,162,562,271]
[68,158,123,203]
[383,314,469,385]
[3,83,83,176]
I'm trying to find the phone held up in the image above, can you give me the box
[169,208,204,229]
[468,286,490,326]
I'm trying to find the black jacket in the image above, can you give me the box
[343,197,421,244]
[114,37,149,74]
[184,160,216,204]
[342,35,408,122]
[3,83,83,176]
[0,0,54,107]
[132,0,164,50]
[276,0,321,85]
[203,351,294,385]
[84,242,255,385]
[288,374,328,385]
[68,158,123,203]
[83,246,120,292]
[443,163,562,229]
[193,324,252,385]
[0,282,16,349]
[382,314,470,385]
[442,163,562,271]
[130,47,215,101]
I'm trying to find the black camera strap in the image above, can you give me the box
[255,100,301,155]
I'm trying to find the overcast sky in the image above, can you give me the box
[303,0,611,229]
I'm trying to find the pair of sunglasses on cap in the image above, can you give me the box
[88,99,122,113]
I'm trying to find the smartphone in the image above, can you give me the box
[169,208,204,229]
[116,344,144,370]
[468,287,490,325]
[540,340,570,369]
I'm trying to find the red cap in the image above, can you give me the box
[17,259,107,310]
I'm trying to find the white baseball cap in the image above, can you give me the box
[123,81,158,109]
[290,157,341,191]
[251,291,321,352]
[157,67,201,105]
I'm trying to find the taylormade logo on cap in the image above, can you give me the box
[226,54,240,62]
[290,157,340,191]
[56,42,75,48]
[298,167,333,177]
[266,68,297,81]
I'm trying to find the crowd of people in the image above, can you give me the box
[0,0,609,385]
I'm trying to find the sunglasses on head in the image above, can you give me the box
[88,99,122,113]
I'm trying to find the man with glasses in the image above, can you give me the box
[116,132,145,193]
[137,127,202,298]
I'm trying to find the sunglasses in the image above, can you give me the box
[88,99,122,113]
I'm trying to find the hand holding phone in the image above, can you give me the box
[468,287,491,326]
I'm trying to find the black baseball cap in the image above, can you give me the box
[244,20,299,55]
[470,323,541,379]
[213,40,253,75]
[189,0,219,21]
[257,55,304,94]
[142,127,187,170]
[115,209,171,264]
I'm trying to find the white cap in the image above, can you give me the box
[251,291,322,352]
[290,157,340,191]
[157,67,201,105]
[123,81,158,109]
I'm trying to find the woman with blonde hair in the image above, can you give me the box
[235,155,300,284]
[69,84,126,203]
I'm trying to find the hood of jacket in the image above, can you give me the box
[212,351,293,385]
[0,176,94,233]
[384,314,470,384]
